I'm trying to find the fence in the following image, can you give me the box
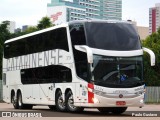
[0,80,2,101]
[145,87,160,103]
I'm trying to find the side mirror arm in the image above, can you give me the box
[74,45,93,63]
[143,47,155,66]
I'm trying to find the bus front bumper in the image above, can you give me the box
[75,94,144,108]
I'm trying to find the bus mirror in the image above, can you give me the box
[74,45,93,63]
[143,47,155,66]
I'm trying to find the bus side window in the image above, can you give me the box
[4,44,9,58]
[60,69,72,82]
[70,24,88,81]
[21,65,72,84]
[54,28,69,52]
[4,27,69,59]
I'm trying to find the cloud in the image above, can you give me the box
[1,0,160,27]
[0,0,50,28]
[122,0,160,27]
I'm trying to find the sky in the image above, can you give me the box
[0,0,160,28]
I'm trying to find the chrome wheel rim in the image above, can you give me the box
[18,94,22,107]
[12,95,16,106]
[68,94,76,109]
[58,94,65,109]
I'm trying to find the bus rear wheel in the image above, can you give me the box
[17,92,33,109]
[55,91,66,112]
[11,93,18,109]
[65,91,84,112]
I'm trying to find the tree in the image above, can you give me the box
[142,28,160,86]
[0,21,11,42]
[37,16,53,30]
[0,21,11,78]
[11,17,53,39]
[25,26,38,33]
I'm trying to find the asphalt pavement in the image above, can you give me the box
[0,103,159,120]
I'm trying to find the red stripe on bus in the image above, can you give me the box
[88,83,94,103]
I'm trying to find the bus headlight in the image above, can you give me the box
[140,99,144,104]
[92,97,99,103]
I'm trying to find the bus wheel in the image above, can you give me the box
[98,107,110,113]
[55,91,66,112]
[11,94,18,109]
[66,91,84,112]
[110,107,127,114]
[17,92,33,109]
[17,92,24,109]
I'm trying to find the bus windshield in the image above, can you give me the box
[69,22,143,84]
[91,55,144,88]
[84,22,141,51]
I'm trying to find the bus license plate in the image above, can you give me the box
[116,101,126,106]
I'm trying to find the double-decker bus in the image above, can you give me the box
[2,20,155,114]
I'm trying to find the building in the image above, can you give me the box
[47,0,86,25]
[137,26,149,40]
[7,21,16,33]
[14,28,21,33]
[128,20,149,40]
[149,3,160,34]
[22,25,29,32]
[47,0,122,25]
[103,0,122,20]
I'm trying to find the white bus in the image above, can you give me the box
[3,20,155,114]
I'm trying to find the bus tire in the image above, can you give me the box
[110,107,127,114]
[17,92,33,109]
[66,91,84,112]
[17,92,25,109]
[11,93,18,109]
[98,107,110,113]
[55,91,66,112]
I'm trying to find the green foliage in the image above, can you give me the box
[0,21,11,79]
[11,30,26,38]
[11,26,38,38]
[37,16,53,30]
[11,17,53,39]
[25,26,38,33]
[0,21,11,42]
[142,28,160,86]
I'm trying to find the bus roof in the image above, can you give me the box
[68,19,133,25]
[5,20,133,44]
[5,23,68,44]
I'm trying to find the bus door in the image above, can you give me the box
[3,73,10,103]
